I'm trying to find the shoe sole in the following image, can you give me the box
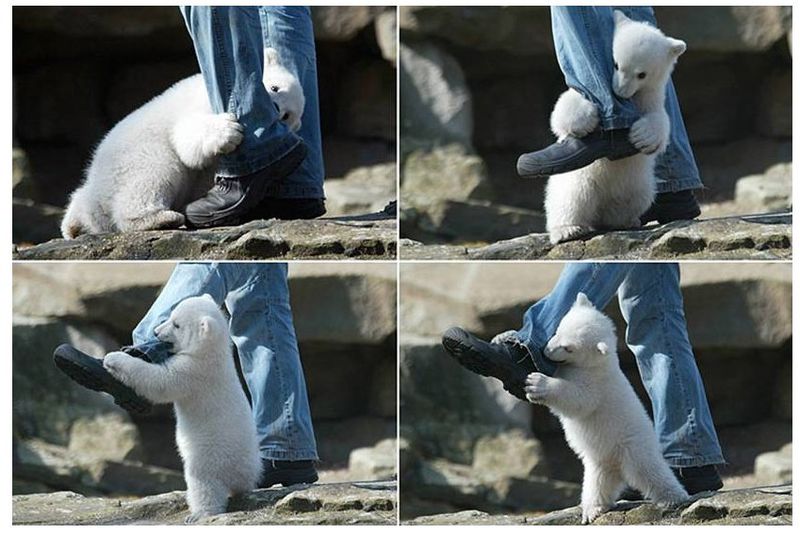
[186,144,308,229]
[260,468,319,489]
[53,344,152,415]
[441,328,528,401]
[517,145,640,179]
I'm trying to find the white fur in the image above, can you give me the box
[104,295,262,523]
[524,293,689,524]
[61,47,304,239]
[545,11,686,245]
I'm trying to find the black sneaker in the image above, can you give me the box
[441,327,558,401]
[249,197,326,221]
[619,465,723,500]
[517,128,639,178]
[185,141,307,228]
[640,189,701,225]
[259,459,319,488]
[53,344,152,414]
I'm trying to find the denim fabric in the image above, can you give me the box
[514,263,724,468]
[132,262,318,461]
[550,6,702,193]
[180,6,325,200]
[258,6,325,199]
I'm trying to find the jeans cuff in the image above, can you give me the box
[664,453,726,468]
[217,136,302,177]
[600,114,638,130]
[656,178,704,194]
[260,447,319,461]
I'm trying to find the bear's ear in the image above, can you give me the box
[198,316,216,337]
[576,292,593,308]
[201,293,215,303]
[667,38,687,58]
[264,47,280,67]
[597,342,609,355]
[613,10,631,26]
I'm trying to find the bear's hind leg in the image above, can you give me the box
[122,210,185,232]
[185,474,230,524]
[581,460,624,524]
[621,448,689,506]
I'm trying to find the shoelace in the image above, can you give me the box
[213,177,235,194]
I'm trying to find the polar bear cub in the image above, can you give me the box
[545,11,687,244]
[61,48,303,239]
[524,293,688,524]
[104,295,261,523]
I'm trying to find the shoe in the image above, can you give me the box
[619,465,723,500]
[249,197,326,221]
[441,327,558,401]
[185,141,307,228]
[259,459,319,488]
[640,189,701,225]
[53,344,152,414]
[517,129,639,178]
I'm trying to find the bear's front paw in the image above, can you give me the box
[549,225,593,245]
[551,93,600,140]
[103,351,133,383]
[525,372,550,403]
[203,113,245,156]
[630,115,668,155]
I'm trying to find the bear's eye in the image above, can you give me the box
[562,346,573,353]
[613,62,619,71]
[173,323,180,329]
[637,72,646,80]
[270,85,280,92]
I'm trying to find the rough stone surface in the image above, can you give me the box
[400,40,473,147]
[375,10,397,66]
[402,144,491,202]
[13,216,397,260]
[734,163,792,212]
[12,480,397,525]
[324,163,396,217]
[754,444,792,485]
[311,6,386,42]
[405,486,792,525]
[348,439,397,481]
[14,439,185,497]
[400,213,791,260]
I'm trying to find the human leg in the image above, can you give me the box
[179,6,308,227]
[222,264,318,467]
[617,264,724,470]
[256,6,325,204]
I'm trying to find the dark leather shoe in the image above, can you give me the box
[640,189,701,225]
[517,129,639,178]
[441,327,558,401]
[259,459,319,488]
[53,344,152,414]
[185,141,307,228]
[619,465,723,500]
[249,197,326,221]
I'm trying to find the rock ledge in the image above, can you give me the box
[405,485,791,525]
[13,215,397,260]
[13,480,397,525]
[401,212,791,260]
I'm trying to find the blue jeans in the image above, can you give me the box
[131,262,318,461]
[551,6,702,193]
[514,263,724,468]
[180,6,325,199]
